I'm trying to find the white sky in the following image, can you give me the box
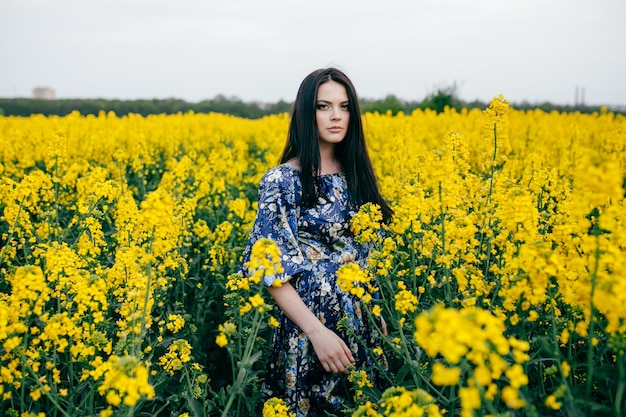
[1,0,625,106]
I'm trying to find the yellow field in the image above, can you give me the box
[0,99,624,416]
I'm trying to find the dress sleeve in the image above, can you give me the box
[240,167,310,286]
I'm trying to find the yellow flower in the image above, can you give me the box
[376,386,439,416]
[337,263,376,302]
[348,369,374,389]
[249,293,266,311]
[245,238,285,285]
[394,288,417,315]
[219,322,237,335]
[166,314,185,333]
[94,355,155,407]
[431,362,461,386]
[240,302,252,315]
[545,394,562,410]
[158,340,193,375]
[501,385,525,409]
[459,384,481,416]
[262,397,296,417]
[100,407,114,417]
[268,317,280,328]
[350,202,383,244]
[215,334,228,348]
[352,401,382,417]
[505,363,528,388]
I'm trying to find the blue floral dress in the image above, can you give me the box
[241,164,386,416]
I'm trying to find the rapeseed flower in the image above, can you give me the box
[431,362,461,386]
[158,339,193,375]
[337,263,377,304]
[245,238,285,286]
[216,321,237,348]
[350,202,384,244]
[394,281,417,315]
[262,397,296,417]
[166,314,185,333]
[96,355,155,406]
[375,386,442,417]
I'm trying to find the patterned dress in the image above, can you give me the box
[241,164,385,416]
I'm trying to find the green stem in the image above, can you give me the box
[68,196,104,248]
[0,196,26,269]
[75,382,99,416]
[477,122,498,273]
[616,357,625,417]
[549,304,574,405]
[378,318,449,404]
[136,232,155,357]
[585,236,600,406]
[221,309,263,417]
[438,181,455,305]
[19,349,72,417]
[242,310,262,361]
[54,153,61,244]
[439,181,446,258]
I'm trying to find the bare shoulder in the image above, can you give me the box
[282,158,300,171]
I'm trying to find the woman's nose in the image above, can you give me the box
[331,107,341,120]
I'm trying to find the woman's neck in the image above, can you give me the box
[319,143,340,174]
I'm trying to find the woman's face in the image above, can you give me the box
[315,80,350,148]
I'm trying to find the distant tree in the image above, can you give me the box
[363,95,405,115]
[266,99,292,115]
[0,94,619,118]
[420,83,462,113]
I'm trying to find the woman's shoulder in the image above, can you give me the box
[260,163,301,188]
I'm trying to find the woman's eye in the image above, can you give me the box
[316,103,329,110]
[341,104,349,110]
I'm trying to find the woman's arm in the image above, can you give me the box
[267,282,355,374]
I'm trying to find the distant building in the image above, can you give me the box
[33,87,56,99]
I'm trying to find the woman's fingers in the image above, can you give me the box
[381,316,388,336]
[310,327,355,374]
[342,342,355,364]
[324,341,353,373]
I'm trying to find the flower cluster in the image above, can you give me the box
[92,355,155,407]
[262,397,296,417]
[158,339,193,375]
[353,386,443,417]
[350,202,384,244]
[337,263,377,304]
[244,238,285,287]
[215,322,237,348]
[414,305,530,414]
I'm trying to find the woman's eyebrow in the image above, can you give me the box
[316,99,349,103]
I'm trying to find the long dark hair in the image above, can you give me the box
[279,67,393,223]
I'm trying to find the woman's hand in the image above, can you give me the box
[267,282,355,374]
[381,316,388,336]
[307,326,355,374]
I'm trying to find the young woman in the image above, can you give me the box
[241,67,393,416]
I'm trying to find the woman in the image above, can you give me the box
[241,67,392,416]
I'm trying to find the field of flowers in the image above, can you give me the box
[0,97,624,417]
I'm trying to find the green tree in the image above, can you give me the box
[420,83,462,113]
[362,94,406,115]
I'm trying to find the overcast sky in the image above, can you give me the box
[1,0,625,106]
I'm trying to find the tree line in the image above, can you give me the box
[0,88,617,118]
